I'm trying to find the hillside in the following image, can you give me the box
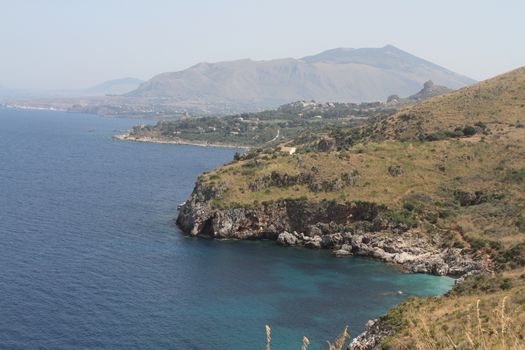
[373,66,525,141]
[120,100,394,147]
[118,81,453,148]
[127,45,474,110]
[176,67,525,348]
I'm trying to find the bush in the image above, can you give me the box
[452,274,513,295]
[475,121,487,130]
[516,216,525,232]
[500,278,512,290]
[384,209,418,229]
[470,239,487,250]
[502,243,525,267]
[438,209,452,218]
[403,202,416,212]
[505,168,525,183]
[211,198,225,209]
[462,125,477,136]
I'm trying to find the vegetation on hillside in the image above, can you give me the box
[195,67,525,347]
[127,100,394,147]
[377,269,525,349]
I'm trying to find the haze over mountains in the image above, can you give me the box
[6,45,475,116]
[127,45,474,107]
[0,77,144,102]
[83,77,144,96]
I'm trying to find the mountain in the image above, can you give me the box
[82,77,144,96]
[127,45,475,110]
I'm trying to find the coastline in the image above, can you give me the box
[175,182,488,349]
[113,133,248,149]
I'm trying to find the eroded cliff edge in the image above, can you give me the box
[177,182,484,277]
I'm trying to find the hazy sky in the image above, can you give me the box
[1,0,524,90]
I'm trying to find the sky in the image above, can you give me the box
[1,0,524,90]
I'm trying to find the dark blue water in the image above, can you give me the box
[0,107,453,350]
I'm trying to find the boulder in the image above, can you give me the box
[277,231,299,246]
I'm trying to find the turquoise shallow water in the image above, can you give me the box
[0,107,454,349]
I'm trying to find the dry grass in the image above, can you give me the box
[202,133,525,252]
[263,283,525,350]
[326,327,350,350]
[263,325,348,350]
[381,269,525,349]
[238,67,525,349]
[265,324,271,350]
[377,66,525,141]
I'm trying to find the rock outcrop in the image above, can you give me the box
[348,319,395,350]
[177,182,483,277]
[177,182,379,239]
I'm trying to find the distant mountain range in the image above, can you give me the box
[6,45,475,116]
[82,77,144,96]
[127,45,474,109]
[0,78,143,102]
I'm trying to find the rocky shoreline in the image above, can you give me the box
[177,182,484,277]
[176,181,487,349]
[113,133,247,149]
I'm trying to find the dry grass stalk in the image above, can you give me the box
[326,326,349,350]
[301,336,310,350]
[265,324,271,350]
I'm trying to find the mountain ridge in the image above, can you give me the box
[127,45,475,110]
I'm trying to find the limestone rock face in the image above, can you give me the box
[177,182,484,276]
[348,319,394,350]
[177,185,381,240]
[277,231,298,246]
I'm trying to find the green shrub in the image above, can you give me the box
[470,239,487,250]
[403,201,416,212]
[516,216,525,232]
[384,209,418,229]
[505,168,525,183]
[500,278,512,290]
[211,198,225,209]
[462,125,477,136]
[475,121,487,130]
[438,209,452,218]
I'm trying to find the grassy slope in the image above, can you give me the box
[196,67,525,348]
[379,269,525,349]
[201,67,525,259]
[373,66,525,141]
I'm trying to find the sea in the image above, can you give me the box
[0,107,454,349]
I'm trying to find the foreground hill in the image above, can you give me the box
[176,67,525,348]
[127,45,474,111]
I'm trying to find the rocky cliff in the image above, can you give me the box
[177,182,484,277]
